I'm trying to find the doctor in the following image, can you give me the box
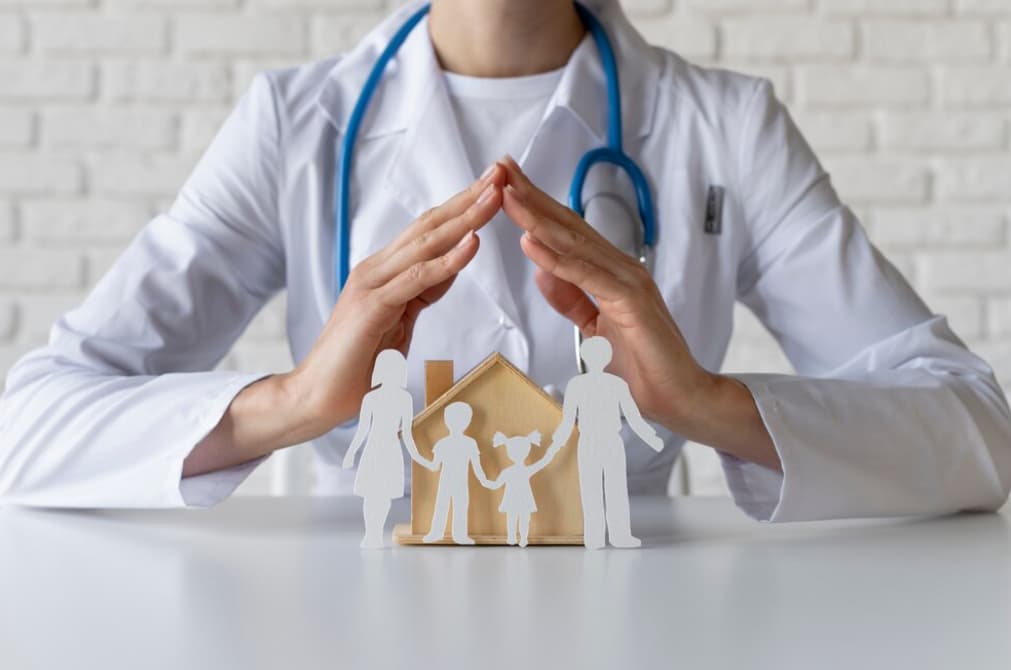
[1,0,1010,520]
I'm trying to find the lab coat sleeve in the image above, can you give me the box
[0,73,286,509]
[724,79,1011,522]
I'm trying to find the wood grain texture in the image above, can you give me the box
[400,353,583,545]
[424,360,454,407]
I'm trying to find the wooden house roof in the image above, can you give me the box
[412,352,561,426]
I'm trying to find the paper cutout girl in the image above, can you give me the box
[423,401,492,545]
[342,349,434,549]
[485,429,555,547]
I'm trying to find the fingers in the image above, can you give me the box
[503,182,642,286]
[500,156,624,260]
[499,156,588,236]
[369,181,502,286]
[377,230,480,308]
[388,163,505,254]
[520,231,627,302]
[534,269,600,336]
[502,183,594,258]
[394,271,460,344]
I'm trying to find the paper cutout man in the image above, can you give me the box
[547,336,664,549]
[485,429,556,547]
[423,401,493,545]
[343,349,435,549]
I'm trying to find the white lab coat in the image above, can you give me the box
[1,0,1009,519]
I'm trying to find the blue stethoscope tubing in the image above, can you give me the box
[334,1,657,294]
[568,2,656,264]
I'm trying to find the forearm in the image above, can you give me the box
[663,373,781,472]
[0,350,267,506]
[186,170,506,478]
[183,372,329,477]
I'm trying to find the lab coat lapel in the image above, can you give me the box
[315,4,524,326]
[381,23,524,327]
[545,0,661,147]
[521,1,662,246]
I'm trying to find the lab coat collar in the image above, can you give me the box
[315,2,433,140]
[315,0,662,143]
[551,0,662,144]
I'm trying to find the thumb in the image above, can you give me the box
[533,268,598,336]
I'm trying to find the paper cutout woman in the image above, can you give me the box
[343,349,434,549]
[423,401,492,545]
[485,429,555,547]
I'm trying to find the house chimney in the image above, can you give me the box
[424,360,454,407]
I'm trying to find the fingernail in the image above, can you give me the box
[455,230,474,248]
[479,163,496,182]
[476,184,495,205]
[504,184,522,201]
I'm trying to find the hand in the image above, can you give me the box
[500,158,710,427]
[500,158,776,470]
[284,165,506,436]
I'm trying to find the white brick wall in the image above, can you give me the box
[0,0,1008,497]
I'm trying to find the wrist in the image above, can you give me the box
[658,370,758,445]
[188,371,321,475]
[277,368,345,441]
[661,372,780,470]
[657,368,722,436]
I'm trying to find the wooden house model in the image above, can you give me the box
[392,353,583,545]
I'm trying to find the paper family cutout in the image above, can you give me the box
[342,336,663,549]
[489,429,554,547]
[422,401,490,545]
[342,349,430,549]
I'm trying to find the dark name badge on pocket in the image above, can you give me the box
[704,185,725,235]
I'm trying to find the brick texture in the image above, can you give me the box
[0,1,1008,497]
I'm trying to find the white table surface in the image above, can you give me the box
[1,496,1009,670]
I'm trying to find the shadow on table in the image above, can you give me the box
[3,494,385,537]
[637,496,1011,551]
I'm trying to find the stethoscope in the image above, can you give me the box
[335,2,656,373]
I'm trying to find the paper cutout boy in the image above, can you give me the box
[485,429,556,547]
[423,401,493,545]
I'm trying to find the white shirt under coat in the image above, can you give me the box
[1,0,1010,521]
